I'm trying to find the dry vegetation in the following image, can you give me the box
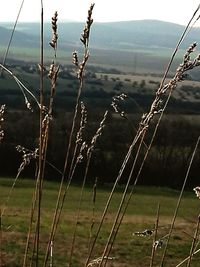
[0,1,200,267]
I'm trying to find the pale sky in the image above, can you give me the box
[1,0,200,26]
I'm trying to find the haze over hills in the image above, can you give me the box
[1,20,200,50]
[1,20,200,74]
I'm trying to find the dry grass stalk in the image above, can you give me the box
[80,3,95,47]
[87,111,108,156]
[88,177,98,251]
[86,39,200,267]
[67,102,88,180]
[33,2,45,265]
[16,145,38,175]
[104,43,200,265]
[0,64,40,110]
[43,5,95,266]
[0,0,25,78]
[176,244,200,266]
[87,256,115,267]
[193,187,200,199]
[69,111,108,267]
[111,93,127,118]
[98,135,144,267]
[0,105,5,143]
[0,209,2,267]
[139,42,199,138]
[49,11,58,54]
[186,215,200,267]
[76,101,88,145]
[150,204,160,267]
[160,136,200,266]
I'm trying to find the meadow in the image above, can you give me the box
[0,178,200,267]
[1,2,200,267]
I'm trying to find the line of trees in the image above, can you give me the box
[1,107,200,188]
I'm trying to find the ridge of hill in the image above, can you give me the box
[1,20,200,50]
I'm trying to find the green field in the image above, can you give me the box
[0,178,200,266]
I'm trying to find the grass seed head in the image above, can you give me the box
[0,104,6,142]
[49,11,58,50]
[80,3,95,46]
[193,187,200,199]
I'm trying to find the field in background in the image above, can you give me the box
[0,43,183,73]
[0,178,200,266]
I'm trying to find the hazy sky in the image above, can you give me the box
[1,0,200,25]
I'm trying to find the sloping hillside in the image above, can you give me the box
[1,20,200,49]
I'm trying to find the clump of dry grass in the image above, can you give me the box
[1,2,200,267]
[42,5,96,266]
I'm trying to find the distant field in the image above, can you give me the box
[0,43,186,73]
[0,178,199,266]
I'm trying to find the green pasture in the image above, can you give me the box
[0,178,199,266]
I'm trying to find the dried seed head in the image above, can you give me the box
[87,256,115,267]
[72,51,79,67]
[76,101,87,144]
[0,104,5,142]
[77,142,88,163]
[16,146,38,174]
[87,111,108,157]
[193,187,200,199]
[49,11,58,50]
[153,240,163,250]
[80,3,95,46]
[111,93,127,118]
[38,63,46,73]
[133,229,154,237]
[25,99,33,112]
[48,61,59,81]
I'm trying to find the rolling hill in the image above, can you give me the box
[1,20,200,73]
[1,20,200,50]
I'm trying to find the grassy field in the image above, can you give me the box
[0,178,199,266]
[0,43,184,74]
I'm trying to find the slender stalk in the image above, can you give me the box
[92,7,200,265]
[150,204,160,267]
[50,241,53,267]
[160,136,200,267]
[0,209,2,267]
[187,214,200,267]
[69,110,107,266]
[0,64,40,108]
[176,242,200,267]
[84,134,140,267]
[1,172,21,216]
[23,167,39,267]
[102,85,172,263]
[43,77,83,267]
[100,135,144,267]
[68,155,92,267]
[88,177,98,252]
[0,0,25,77]
[85,8,199,265]
[35,2,44,266]
[43,5,95,265]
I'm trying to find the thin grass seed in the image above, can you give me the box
[0,104,5,142]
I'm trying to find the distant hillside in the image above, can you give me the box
[1,20,200,50]
[2,20,200,74]
[0,25,38,47]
